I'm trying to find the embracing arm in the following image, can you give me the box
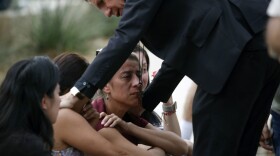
[100,112,191,156]
[125,122,190,156]
[98,128,165,156]
[53,109,128,156]
[53,109,164,156]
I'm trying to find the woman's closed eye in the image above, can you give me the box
[121,73,132,79]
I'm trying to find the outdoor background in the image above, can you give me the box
[0,0,194,122]
[0,0,119,81]
[0,0,274,155]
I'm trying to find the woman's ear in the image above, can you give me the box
[41,95,48,110]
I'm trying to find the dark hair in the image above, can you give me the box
[96,53,139,99]
[132,45,150,85]
[53,53,89,95]
[133,45,150,70]
[132,45,162,127]
[0,56,59,149]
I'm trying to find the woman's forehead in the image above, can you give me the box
[119,60,139,70]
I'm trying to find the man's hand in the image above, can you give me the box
[81,102,100,128]
[82,102,99,120]
[60,92,89,108]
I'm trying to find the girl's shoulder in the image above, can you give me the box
[57,108,81,121]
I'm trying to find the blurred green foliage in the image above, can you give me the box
[30,1,119,55]
[0,0,119,81]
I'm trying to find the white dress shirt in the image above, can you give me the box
[267,0,280,17]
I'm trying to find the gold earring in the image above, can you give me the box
[106,94,109,100]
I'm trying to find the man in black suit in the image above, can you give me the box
[62,0,280,155]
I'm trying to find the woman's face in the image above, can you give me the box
[104,59,142,107]
[43,84,61,124]
[133,52,149,91]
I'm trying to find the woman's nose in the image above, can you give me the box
[132,74,142,87]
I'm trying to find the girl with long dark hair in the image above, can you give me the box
[0,56,60,155]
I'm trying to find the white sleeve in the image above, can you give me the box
[267,0,280,17]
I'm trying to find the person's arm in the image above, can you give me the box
[182,82,197,122]
[266,17,280,56]
[99,112,191,155]
[60,92,89,108]
[143,63,185,112]
[53,109,160,156]
[127,123,190,156]
[266,0,280,58]
[162,96,181,136]
[81,102,100,128]
[259,122,273,151]
[98,128,165,156]
[181,82,197,140]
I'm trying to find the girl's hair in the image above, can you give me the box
[53,53,89,95]
[132,45,150,86]
[0,56,59,149]
[133,45,150,70]
[132,45,163,126]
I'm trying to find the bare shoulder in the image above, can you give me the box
[56,108,83,122]
[53,108,90,132]
[53,108,97,144]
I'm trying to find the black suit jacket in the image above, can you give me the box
[75,0,270,111]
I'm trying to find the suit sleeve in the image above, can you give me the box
[74,0,163,98]
[142,63,184,112]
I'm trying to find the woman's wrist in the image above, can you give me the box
[162,101,177,112]
[121,122,134,135]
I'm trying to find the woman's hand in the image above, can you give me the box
[100,112,125,127]
[100,112,129,133]
[259,123,273,151]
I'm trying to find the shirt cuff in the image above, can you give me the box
[74,78,98,99]
[267,0,280,17]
